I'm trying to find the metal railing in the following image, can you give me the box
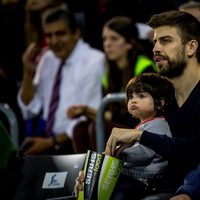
[0,103,19,150]
[95,93,126,152]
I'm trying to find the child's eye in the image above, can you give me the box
[138,94,144,98]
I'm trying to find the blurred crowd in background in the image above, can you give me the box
[0,0,199,144]
[0,0,190,82]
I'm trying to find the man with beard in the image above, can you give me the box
[105,10,200,198]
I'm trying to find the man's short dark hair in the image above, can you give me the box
[43,9,79,33]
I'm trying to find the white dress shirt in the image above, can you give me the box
[18,39,105,138]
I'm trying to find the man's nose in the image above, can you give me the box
[50,35,59,45]
[153,42,161,53]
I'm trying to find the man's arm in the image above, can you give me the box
[171,164,200,200]
[21,133,70,155]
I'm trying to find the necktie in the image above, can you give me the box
[46,60,65,136]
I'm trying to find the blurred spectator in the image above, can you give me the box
[24,0,68,51]
[64,0,102,49]
[179,1,200,21]
[17,9,105,155]
[65,0,177,50]
[67,16,157,153]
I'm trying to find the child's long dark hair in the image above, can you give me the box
[126,73,176,116]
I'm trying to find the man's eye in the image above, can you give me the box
[56,31,66,36]
[161,38,170,44]
[45,33,52,38]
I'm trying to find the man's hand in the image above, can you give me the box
[170,194,191,200]
[67,105,86,119]
[21,42,40,105]
[67,105,96,120]
[22,42,39,76]
[105,128,143,157]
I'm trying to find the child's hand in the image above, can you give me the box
[74,170,84,198]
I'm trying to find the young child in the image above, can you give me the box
[111,72,176,199]
[75,73,176,199]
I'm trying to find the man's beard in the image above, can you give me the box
[158,52,187,79]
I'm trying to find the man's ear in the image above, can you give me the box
[73,28,81,40]
[187,40,198,57]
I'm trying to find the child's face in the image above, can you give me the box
[127,91,157,122]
